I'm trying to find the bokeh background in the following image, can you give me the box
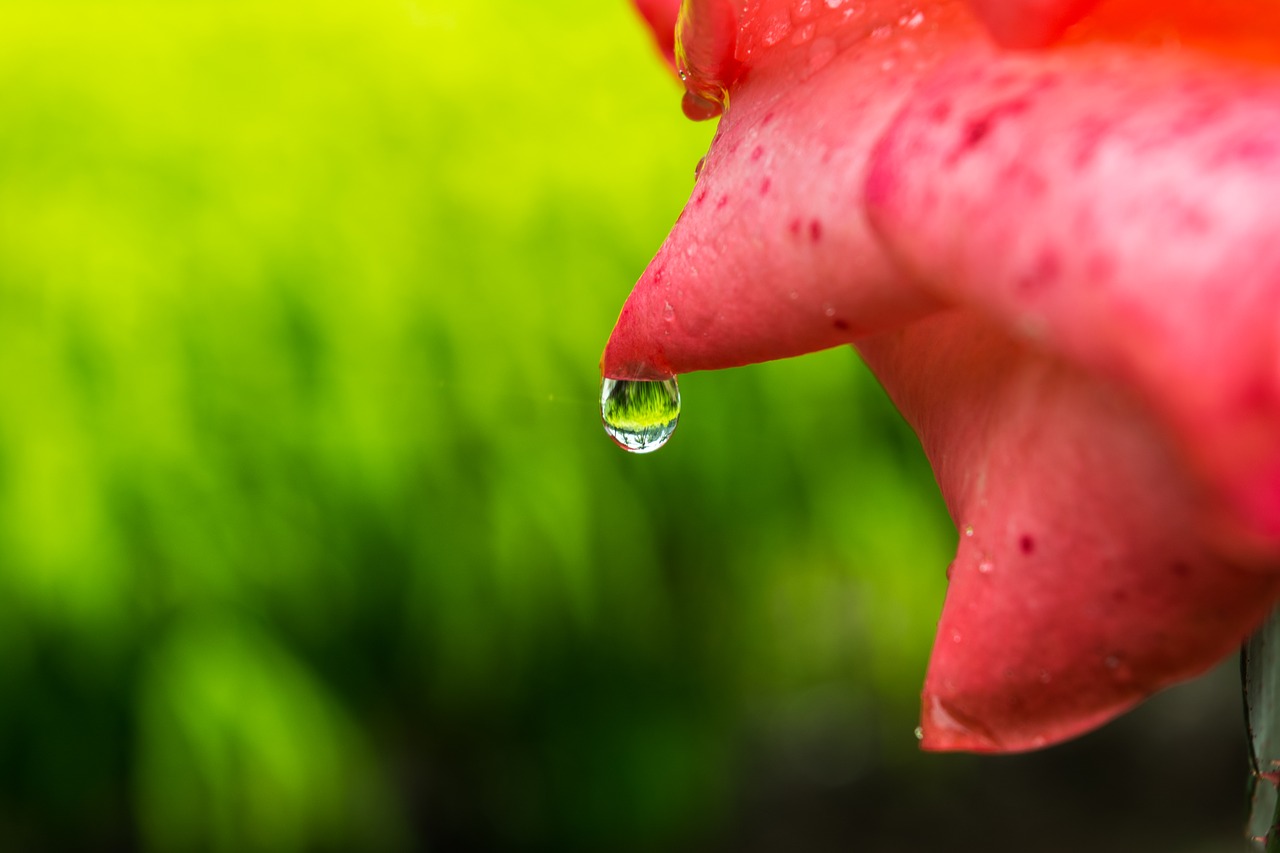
[0,1,1258,850]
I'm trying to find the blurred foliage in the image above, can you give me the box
[6,0,1236,850]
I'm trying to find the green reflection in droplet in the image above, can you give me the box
[600,377,680,454]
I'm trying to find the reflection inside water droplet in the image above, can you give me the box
[601,377,680,454]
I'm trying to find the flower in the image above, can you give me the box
[603,0,1280,752]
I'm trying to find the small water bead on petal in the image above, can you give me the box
[601,377,681,454]
[806,37,838,77]
[681,90,724,121]
[790,22,817,45]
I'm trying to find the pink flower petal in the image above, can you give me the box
[860,313,1280,751]
[608,0,1280,751]
[602,1,981,380]
[866,49,1280,559]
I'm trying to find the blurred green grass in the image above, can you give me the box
[0,1,957,849]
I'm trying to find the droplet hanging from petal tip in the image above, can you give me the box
[601,377,681,454]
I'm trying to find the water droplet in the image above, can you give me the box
[760,14,793,46]
[663,301,675,322]
[681,90,724,121]
[950,630,962,644]
[824,0,843,7]
[901,10,924,27]
[913,726,924,741]
[793,0,814,19]
[806,37,837,76]
[963,525,974,537]
[601,378,681,454]
[977,557,994,574]
[790,22,816,44]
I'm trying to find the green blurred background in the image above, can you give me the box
[0,1,1257,850]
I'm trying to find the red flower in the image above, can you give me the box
[603,0,1280,752]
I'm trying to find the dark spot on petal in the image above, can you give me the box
[694,187,708,206]
[762,110,775,125]
[949,97,1033,165]
[1019,535,1035,555]
[1215,136,1279,166]
[929,100,952,123]
[788,217,802,236]
[716,195,729,209]
[1016,249,1061,295]
[961,117,993,149]
[832,318,850,331]
[760,177,771,195]
[751,145,765,161]
[809,220,823,242]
